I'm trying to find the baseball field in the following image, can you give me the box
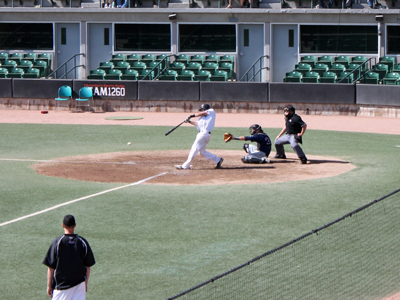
[0,110,400,300]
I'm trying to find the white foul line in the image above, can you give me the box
[0,172,168,228]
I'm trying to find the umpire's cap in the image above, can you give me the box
[63,215,76,227]
[284,105,295,113]
[199,103,211,111]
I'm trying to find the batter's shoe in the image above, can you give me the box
[300,157,308,164]
[216,158,224,169]
[175,165,190,170]
[274,154,286,159]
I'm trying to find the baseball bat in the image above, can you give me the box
[165,121,185,136]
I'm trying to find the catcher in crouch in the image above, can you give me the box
[224,124,272,164]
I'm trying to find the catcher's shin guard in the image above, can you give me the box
[241,155,265,164]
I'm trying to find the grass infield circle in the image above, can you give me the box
[105,116,143,121]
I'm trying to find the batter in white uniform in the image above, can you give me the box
[175,103,224,170]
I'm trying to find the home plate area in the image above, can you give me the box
[31,150,355,185]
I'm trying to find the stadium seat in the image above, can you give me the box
[110,53,126,64]
[0,52,8,64]
[138,69,154,80]
[55,85,72,110]
[283,71,302,82]
[352,55,369,72]
[205,54,220,64]
[300,55,317,68]
[87,69,106,80]
[34,60,48,77]
[2,60,17,71]
[379,56,396,72]
[23,53,37,63]
[0,67,8,78]
[211,70,228,81]
[158,69,178,81]
[294,63,312,75]
[105,69,122,80]
[319,71,337,83]
[337,71,354,83]
[392,63,400,73]
[185,62,202,74]
[75,86,93,112]
[202,62,218,74]
[318,55,334,68]
[98,61,114,71]
[382,72,400,85]
[23,68,40,79]
[195,70,211,81]
[141,54,156,64]
[130,61,147,72]
[169,61,186,72]
[329,63,346,75]
[113,61,130,72]
[190,54,205,64]
[175,54,190,64]
[9,53,23,64]
[302,71,320,83]
[361,71,379,84]
[335,55,351,67]
[371,63,388,80]
[218,62,233,80]
[177,70,195,81]
[7,67,24,78]
[17,60,33,72]
[156,54,170,69]
[121,69,139,80]
[126,54,141,65]
[312,63,329,76]
[219,54,235,65]
[347,63,363,76]
[38,53,52,67]
[146,61,161,78]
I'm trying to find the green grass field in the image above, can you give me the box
[0,123,399,300]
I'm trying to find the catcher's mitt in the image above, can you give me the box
[224,133,234,143]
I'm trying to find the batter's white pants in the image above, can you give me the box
[52,281,86,300]
[182,131,221,169]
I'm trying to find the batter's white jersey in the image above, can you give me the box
[196,109,216,133]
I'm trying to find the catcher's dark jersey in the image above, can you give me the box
[43,234,95,290]
[286,114,306,134]
[245,132,272,155]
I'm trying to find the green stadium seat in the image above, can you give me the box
[202,62,218,74]
[141,54,156,64]
[218,62,233,80]
[379,56,396,72]
[362,71,379,84]
[130,61,147,72]
[146,61,161,78]
[195,70,211,81]
[337,71,354,83]
[126,54,141,65]
[169,61,186,72]
[185,62,202,74]
[23,68,40,79]
[0,52,8,64]
[382,72,400,85]
[318,55,334,68]
[55,85,72,110]
[113,61,130,72]
[177,70,195,81]
[371,63,388,80]
[7,67,24,78]
[110,53,126,64]
[121,69,139,80]
[156,54,170,69]
[138,69,154,80]
[99,61,114,71]
[158,69,178,81]
[284,71,302,82]
[34,60,48,77]
[302,71,320,83]
[312,63,329,76]
[300,55,317,68]
[2,60,18,71]
[105,69,122,80]
[335,55,351,68]
[219,54,235,65]
[75,87,93,112]
[190,54,205,64]
[211,70,228,81]
[9,53,23,64]
[329,63,346,75]
[392,63,400,73]
[23,53,37,63]
[175,54,190,64]
[87,69,106,80]
[205,54,219,64]
[319,71,337,83]
[351,56,369,72]
[18,60,33,72]
[0,67,8,78]
[38,53,52,67]
[294,63,312,75]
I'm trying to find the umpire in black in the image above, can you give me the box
[43,215,95,299]
[274,105,308,164]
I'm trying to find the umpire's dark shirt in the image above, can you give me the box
[43,234,96,290]
[286,114,306,134]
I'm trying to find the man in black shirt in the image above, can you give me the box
[43,215,95,300]
[274,106,308,164]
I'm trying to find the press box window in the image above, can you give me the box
[61,28,67,45]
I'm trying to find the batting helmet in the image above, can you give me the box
[199,103,211,111]
[249,124,263,135]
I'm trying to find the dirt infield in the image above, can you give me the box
[4,110,398,185]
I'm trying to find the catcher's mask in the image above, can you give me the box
[199,103,211,111]
[249,124,262,135]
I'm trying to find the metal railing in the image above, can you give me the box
[46,53,84,79]
[239,55,269,82]
[337,57,376,84]
[140,54,175,81]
